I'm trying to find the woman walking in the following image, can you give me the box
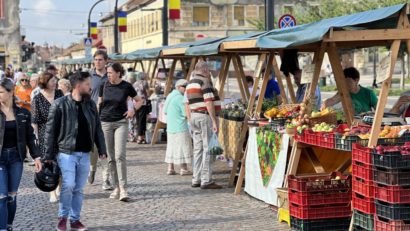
[0,78,41,231]
[14,73,32,111]
[163,79,192,175]
[98,63,141,201]
[133,73,149,144]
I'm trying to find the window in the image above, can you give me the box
[193,6,209,26]
[233,6,245,26]
[283,5,294,15]
[259,6,265,21]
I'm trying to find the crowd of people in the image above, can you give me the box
[1,48,410,231]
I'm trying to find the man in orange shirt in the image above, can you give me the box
[15,73,33,111]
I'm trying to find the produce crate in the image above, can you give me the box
[288,188,351,206]
[314,131,335,149]
[303,130,319,146]
[375,200,410,220]
[372,145,410,170]
[353,210,374,231]
[358,132,410,147]
[353,176,374,198]
[353,160,373,181]
[287,172,351,192]
[335,134,360,151]
[290,216,351,231]
[374,216,410,231]
[289,202,351,220]
[352,143,373,165]
[375,183,410,204]
[353,192,375,214]
[373,167,410,186]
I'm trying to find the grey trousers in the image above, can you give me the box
[89,145,110,184]
[190,113,214,186]
[101,119,128,188]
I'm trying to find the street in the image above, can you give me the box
[14,143,289,231]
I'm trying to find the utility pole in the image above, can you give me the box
[87,0,106,38]
[265,0,275,30]
[162,0,168,46]
[114,0,119,53]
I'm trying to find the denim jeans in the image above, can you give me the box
[57,152,90,222]
[0,148,23,231]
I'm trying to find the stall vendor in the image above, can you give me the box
[293,69,322,111]
[322,67,378,115]
[390,91,410,118]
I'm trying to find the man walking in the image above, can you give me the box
[44,72,107,231]
[186,60,222,189]
[88,50,112,190]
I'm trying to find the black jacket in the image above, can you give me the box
[43,95,106,160]
[0,106,40,160]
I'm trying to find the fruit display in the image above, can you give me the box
[220,101,246,121]
[264,105,300,119]
[312,122,335,132]
[310,108,334,118]
[343,126,409,140]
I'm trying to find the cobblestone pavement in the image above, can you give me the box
[14,143,289,231]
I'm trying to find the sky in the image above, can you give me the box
[20,0,127,48]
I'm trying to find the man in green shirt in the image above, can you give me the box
[322,67,378,115]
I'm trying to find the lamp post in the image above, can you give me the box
[265,0,275,30]
[114,0,119,53]
[87,0,106,38]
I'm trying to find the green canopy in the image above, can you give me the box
[185,32,266,56]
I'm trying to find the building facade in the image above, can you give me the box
[0,0,22,68]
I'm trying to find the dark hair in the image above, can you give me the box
[47,64,57,71]
[69,71,90,88]
[38,72,55,89]
[344,67,360,80]
[0,78,14,92]
[93,50,108,60]
[245,76,254,85]
[108,63,125,77]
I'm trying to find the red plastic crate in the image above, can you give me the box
[289,202,351,220]
[352,143,373,165]
[353,192,375,214]
[315,131,335,149]
[288,189,351,206]
[375,183,410,204]
[303,130,319,146]
[353,160,373,181]
[353,176,375,198]
[375,216,410,231]
[288,172,352,192]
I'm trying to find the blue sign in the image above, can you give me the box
[84,38,92,46]
[278,14,297,29]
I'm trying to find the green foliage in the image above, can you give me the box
[247,18,266,31]
[320,85,338,92]
[374,88,408,96]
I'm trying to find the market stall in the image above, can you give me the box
[219,3,410,231]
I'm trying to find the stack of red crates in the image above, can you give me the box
[352,143,375,230]
[373,144,410,231]
[287,172,352,231]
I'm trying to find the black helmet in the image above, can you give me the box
[34,161,61,192]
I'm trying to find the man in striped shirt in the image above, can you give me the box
[186,60,222,190]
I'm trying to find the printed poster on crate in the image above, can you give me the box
[245,127,289,206]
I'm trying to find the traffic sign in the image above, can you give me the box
[278,14,297,29]
[84,38,92,59]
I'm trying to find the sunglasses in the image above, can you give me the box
[21,79,29,82]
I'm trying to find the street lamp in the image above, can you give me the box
[88,0,106,38]
[114,0,119,53]
[265,0,275,30]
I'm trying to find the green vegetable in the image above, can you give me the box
[209,146,224,156]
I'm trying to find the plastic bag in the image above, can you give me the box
[208,132,224,156]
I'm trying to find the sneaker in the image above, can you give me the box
[191,183,201,188]
[180,169,192,176]
[109,188,120,199]
[87,171,96,185]
[119,191,130,202]
[102,181,114,191]
[56,217,67,231]
[201,182,223,189]
[70,220,87,231]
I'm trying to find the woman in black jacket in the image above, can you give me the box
[0,78,41,231]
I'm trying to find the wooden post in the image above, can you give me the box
[235,55,251,100]
[229,53,267,189]
[285,75,297,103]
[149,58,159,87]
[186,57,198,80]
[327,43,354,126]
[271,54,290,104]
[217,55,232,100]
[232,55,247,102]
[306,44,326,113]
[256,53,275,114]
[368,40,400,147]
[139,61,146,74]
[151,59,177,145]
[146,60,153,76]
[179,58,187,76]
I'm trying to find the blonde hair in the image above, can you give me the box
[58,78,72,92]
